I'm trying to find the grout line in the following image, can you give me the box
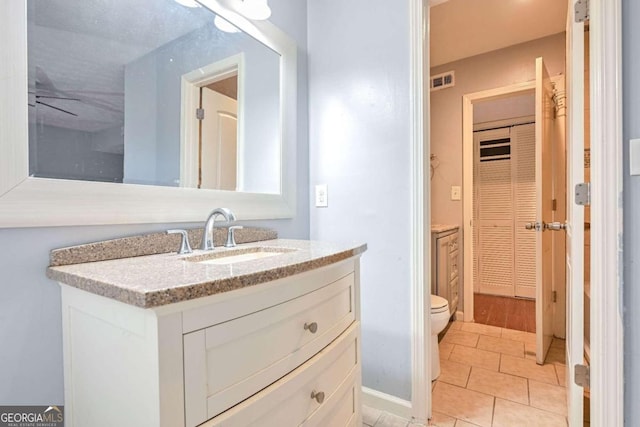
[526,378,531,406]
[491,395,497,426]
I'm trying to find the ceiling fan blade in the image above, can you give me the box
[35,66,57,91]
[36,100,78,117]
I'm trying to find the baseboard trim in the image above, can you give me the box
[455,310,464,321]
[361,386,412,420]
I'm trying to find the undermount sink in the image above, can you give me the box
[186,247,296,265]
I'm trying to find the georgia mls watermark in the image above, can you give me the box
[0,406,64,427]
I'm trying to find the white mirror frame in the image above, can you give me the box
[0,0,296,227]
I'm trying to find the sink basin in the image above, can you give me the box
[186,247,296,265]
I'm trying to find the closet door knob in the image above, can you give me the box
[310,390,325,404]
[304,322,318,333]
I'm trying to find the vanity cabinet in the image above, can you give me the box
[431,226,460,316]
[58,258,361,427]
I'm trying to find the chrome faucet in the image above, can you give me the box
[200,208,236,251]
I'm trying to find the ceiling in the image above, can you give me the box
[430,0,568,67]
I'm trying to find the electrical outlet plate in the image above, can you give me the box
[315,184,328,207]
[451,186,461,201]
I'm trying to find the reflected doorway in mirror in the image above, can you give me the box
[199,76,238,191]
[181,53,244,191]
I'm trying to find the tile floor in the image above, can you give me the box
[362,320,570,427]
[432,321,567,426]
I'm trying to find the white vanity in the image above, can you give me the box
[48,236,365,427]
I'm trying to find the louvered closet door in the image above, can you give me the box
[473,125,537,298]
[512,124,537,298]
[474,128,514,297]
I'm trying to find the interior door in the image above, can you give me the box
[565,2,585,423]
[200,88,238,190]
[534,57,554,364]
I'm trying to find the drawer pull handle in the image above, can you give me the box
[304,322,318,333]
[310,390,325,404]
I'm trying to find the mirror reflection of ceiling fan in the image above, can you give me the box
[28,66,124,117]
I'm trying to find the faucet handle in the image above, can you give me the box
[167,229,193,254]
[224,226,243,248]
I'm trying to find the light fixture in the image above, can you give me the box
[214,15,240,33]
[237,0,271,20]
[174,0,201,7]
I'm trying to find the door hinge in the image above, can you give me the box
[575,182,591,206]
[196,108,205,120]
[552,199,557,211]
[574,364,590,388]
[552,290,557,303]
[575,0,589,22]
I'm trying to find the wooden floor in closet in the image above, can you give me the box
[473,293,536,333]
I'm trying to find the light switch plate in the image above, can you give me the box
[451,185,461,201]
[315,184,328,207]
[631,139,640,176]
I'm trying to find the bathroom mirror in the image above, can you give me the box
[28,0,280,194]
[0,0,296,226]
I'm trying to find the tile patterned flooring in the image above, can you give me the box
[473,293,536,333]
[362,320,568,427]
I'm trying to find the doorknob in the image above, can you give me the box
[545,222,567,231]
[525,222,542,231]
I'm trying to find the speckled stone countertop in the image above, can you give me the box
[49,226,277,267]
[431,224,459,233]
[47,239,367,309]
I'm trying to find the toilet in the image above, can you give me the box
[430,294,450,381]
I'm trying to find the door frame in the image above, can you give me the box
[179,53,245,189]
[461,81,536,322]
[410,0,624,424]
[588,0,624,424]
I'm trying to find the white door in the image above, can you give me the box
[565,3,585,423]
[201,88,238,191]
[534,57,554,364]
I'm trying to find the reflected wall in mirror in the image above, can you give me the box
[28,0,281,194]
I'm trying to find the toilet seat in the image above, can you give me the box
[431,294,448,314]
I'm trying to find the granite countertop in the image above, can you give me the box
[431,223,460,233]
[47,239,367,309]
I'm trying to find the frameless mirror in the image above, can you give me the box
[27,0,281,194]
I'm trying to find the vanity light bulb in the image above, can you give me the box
[174,0,201,7]
[238,0,271,20]
[214,15,241,33]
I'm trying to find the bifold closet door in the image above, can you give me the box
[474,128,514,297]
[512,124,537,298]
[473,124,536,298]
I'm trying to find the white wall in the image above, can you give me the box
[308,0,413,400]
[0,0,308,405]
[30,124,124,182]
[622,0,640,422]
[473,92,534,124]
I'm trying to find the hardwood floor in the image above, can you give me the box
[473,293,536,333]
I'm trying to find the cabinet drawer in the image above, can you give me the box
[184,273,356,426]
[202,323,360,427]
[302,374,358,427]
